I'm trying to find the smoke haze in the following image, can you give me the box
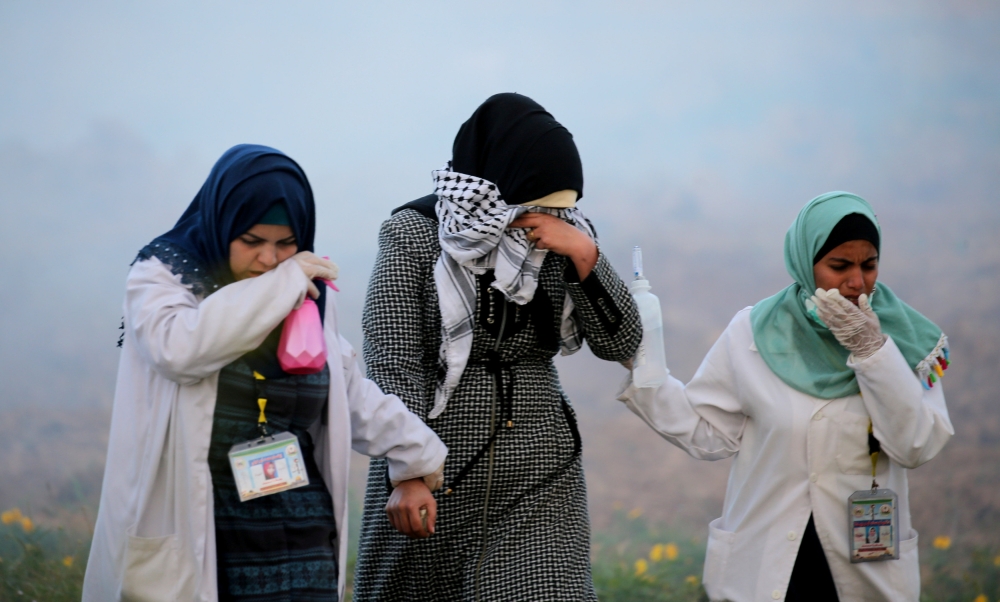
[1,0,997,549]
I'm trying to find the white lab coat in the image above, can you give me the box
[83,256,447,602]
[618,308,952,602]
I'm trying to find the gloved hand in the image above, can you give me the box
[391,462,445,492]
[290,252,339,299]
[810,288,886,360]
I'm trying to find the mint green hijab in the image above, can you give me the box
[750,191,945,399]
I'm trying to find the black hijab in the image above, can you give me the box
[453,93,583,206]
[394,93,584,218]
[133,144,322,376]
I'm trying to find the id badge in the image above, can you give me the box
[228,431,309,502]
[848,488,899,562]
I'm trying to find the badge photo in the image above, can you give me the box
[228,431,310,502]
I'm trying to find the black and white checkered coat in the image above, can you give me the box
[353,208,641,602]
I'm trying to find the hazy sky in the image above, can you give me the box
[1,1,998,408]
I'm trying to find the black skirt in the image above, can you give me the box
[208,360,338,602]
[786,515,839,601]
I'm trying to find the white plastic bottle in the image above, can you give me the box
[630,246,668,388]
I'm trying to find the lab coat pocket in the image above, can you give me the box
[893,529,920,600]
[702,518,736,597]
[835,411,872,475]
[120,532,194,602]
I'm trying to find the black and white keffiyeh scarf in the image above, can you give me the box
[430,165,596,419]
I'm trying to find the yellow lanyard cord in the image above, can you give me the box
[253,371,267,424]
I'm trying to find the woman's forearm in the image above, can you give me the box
[564,252,642,361]
[127,257,308,384]
[851,336,954,468]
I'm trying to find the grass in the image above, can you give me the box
[3,506,998,601]
[591,508,708,602]
[1,509,88,601]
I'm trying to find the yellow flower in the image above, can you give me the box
[665,542,679,561]
[685,575,700,586]
[650,544,664,562]
[993,555,1000,567]
[19,516,34,533]
[932,535,951,550]
[1,508,23,525]
[971,594,987,602]
[62,556,74,568]
[627,507,643,520]
[634,558,648,576]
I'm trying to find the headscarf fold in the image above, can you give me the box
[750,191,947,399]
[428,93,592,419]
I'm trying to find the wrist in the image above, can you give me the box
[569,240,598,280]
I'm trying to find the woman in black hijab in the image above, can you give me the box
[353,94,642,601]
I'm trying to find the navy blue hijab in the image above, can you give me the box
[132,145,322,376]
[142,144,315,294]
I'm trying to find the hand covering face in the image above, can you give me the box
[147,144,315,294]
[750,191,947,398]
[809,289,886,360]
[133,144,320,377]
[429,93,593,419]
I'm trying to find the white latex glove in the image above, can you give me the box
[391,462,445,493]
[290,252,339,299]
[810,288,887,360]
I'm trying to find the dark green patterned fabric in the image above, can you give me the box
[209,360,337,601]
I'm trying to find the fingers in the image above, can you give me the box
[858,293,873,313]
[385,481,435,539]
[812,288,857,314]
[507,212,551,229]
[385,494,411,537]
[320,256,340,280]
[828,291,861,315]
[292,252,339,282]
[305,280,320,300]
[407,504,428,538]
[424,499,438,535]
[395,502,417,537]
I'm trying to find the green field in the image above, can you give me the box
[3,507,998,602]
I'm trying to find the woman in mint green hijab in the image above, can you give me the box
[618,192,954,602]
[751,191,949,398]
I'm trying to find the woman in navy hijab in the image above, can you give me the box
[84,145,448,601]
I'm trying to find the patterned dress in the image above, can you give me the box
[353,209,641,601]
[208,360,339,601]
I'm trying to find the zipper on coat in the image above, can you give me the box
[474,299,507,602]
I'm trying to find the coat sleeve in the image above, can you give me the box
[849,336,954,468]
[361,213,436,417]
[617,313,748,460]
[125,257,309,385]
[341,334,448,481]
[563,251,642,362]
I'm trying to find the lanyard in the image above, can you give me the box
[253,371,270,437]
[868,419,881,491]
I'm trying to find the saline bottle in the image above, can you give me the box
[630,246,668,388]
